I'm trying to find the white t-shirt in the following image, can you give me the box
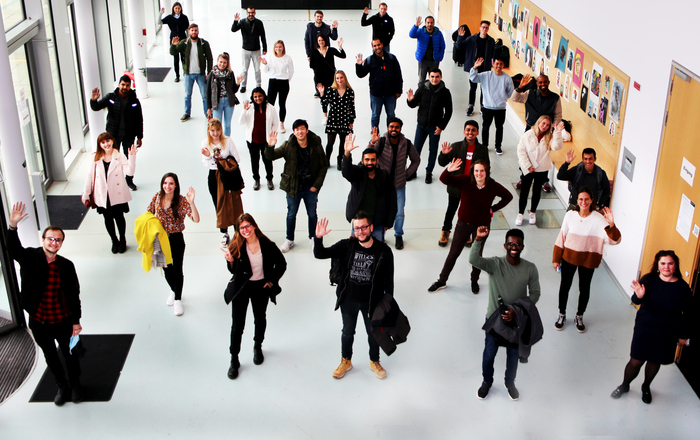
[189,41,200,74]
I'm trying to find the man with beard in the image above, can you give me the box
[313,214,394,380]
[356,39,403,129]
[342,135,397,242]
[511,73,562,130]
[368,117,420,250]
[230,7,267,94]
[170,23,213,122]
[361,3,395,52]
[470,226,540,401]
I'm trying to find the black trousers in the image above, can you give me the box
[518,171,548,214]
[441,194,460,232]
[481,108,506,148]
[438,221,487,283]
[558,259,596,315]
[230,280,270,356]
[267,78,290,122]
[468,80,484,107]
[247,141,274,181]
[114,136,135,177]
[29,318,80,386]
[164,232,186,300]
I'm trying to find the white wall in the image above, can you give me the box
[529,0,700,295]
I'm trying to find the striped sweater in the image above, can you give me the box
[553,210,621,269]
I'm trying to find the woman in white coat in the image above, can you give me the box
[515,115,564,226]
[82,132,137,253]
[239,87,279,191]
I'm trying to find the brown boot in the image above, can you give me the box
[439,230,450,247]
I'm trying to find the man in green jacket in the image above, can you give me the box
[266,119,329,252]
[170,23,213,122]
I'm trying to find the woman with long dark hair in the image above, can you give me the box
[160,2,189,82]
[260,40,294,133]
[553,186,621,332]
[206,53,243,137]
[309,35,345,124]
[82,132,137,253]
[239,87,279,191]
[611,250,691,404]
[147,173,200,316]
[318,70,355,169]
[223,213,286,379]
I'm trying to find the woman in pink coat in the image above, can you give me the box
[82,132,137,253]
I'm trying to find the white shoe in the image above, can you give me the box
[322,115,327,126]
[280,123,286,133]
[174,300,184,316]
[515,213,524,226]
[221,233,230,247]
[280,239,294,253]
[166,291,175,306]
[529,212,537,225]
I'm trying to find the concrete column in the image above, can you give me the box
[0,9,40,246]
[127,0,149,98]
[183,0,193,21]
[74,0,105,151]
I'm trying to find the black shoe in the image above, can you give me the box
[406,172,417,182]
[180,114,191,122]
[313,91,320,98]
[465,239,473,248]
[337,156,342,171]
[253,179,261,191]
[505,382,520,400]
[425,173,432,184]
[227,358,240,379]
[111,241,119,254]
[428,280,446,293]
[54,384,70,406]
[641,384,652,404]
[174,76,180,83]
[471,280,480,294]
[495,147,503,156]
[253,346,264,365]
[395,236,404,250]
[118,238,126,254]
[126,176,137,191]
[240,86,246,94]
[267,179,275,190]
[611,384,629,399]
[71,382,84,404]
[477,381,491,399]
[467,105,474,116]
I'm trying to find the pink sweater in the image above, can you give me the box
[553,210,621,269]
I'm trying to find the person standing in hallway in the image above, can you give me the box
[409,16,446,84]
[7,202,84,406]
[90,75,142,191]
[356,39,403,130]
[309,35,346,125]
[160,3,189,82]
[511,73,562,130]
[319,70,356,170]
[230,7,267,94]
[304,10,338,97]
[239,87,279,191]
[469,57,514,155]
[556,147,611,210]
[206,52,243,137]
[170,23,213,122]
[260,40,294,133]
[361,4,394,52]
[456,20,495,116]
[81,132,137,254]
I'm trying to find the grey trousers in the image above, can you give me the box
[241,49,262,89]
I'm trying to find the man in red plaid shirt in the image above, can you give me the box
[8,202,83,406]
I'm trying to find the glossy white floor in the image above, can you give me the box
[3,2,699,438]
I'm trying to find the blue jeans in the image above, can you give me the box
[184,73,207,116]
[414,124,441,173]
[482,330,519,385]
[340,297,380,362]
[285,188,318,241]
[351,224,386,242]
[394,186,405,237]
[212,96,234,136]
[370,94,397,129]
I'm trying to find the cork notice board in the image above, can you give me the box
[483,0,630,182]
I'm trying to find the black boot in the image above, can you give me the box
[337,156,342,171]
[71,381,84,404]
[227,357,240,379]
[253,345,264,365]
[111,239,119,254]
[126,175,137,191]
[118,237,126,253]
[54,383,70,406]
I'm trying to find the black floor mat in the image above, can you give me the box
[0,326,36,405]
[47,195,89,230]
[147,67,171,82]
[29,334,134,403]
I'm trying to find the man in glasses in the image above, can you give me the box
[470,226,541,401]
[7,202,84,406]
[313,213,394,380]
[230,7,267,93]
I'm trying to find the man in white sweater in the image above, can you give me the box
[469,57,514,156]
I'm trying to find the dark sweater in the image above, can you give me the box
[231,17,267,52]
[356,51,403,97]
[360,12,395,47]
[90,88,143,140]
[406,80,453,129]
[440,171,513,226]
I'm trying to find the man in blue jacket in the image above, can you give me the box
[356,39,403,129]
[409,16,446,84]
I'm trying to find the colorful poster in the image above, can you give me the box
[583,69,590,88]
[512,2,519,29]
[563,75,571,102]
[572,49,584,87]
[522,8,529,39]
[532,17,540,48]
[599,97,608,124]
[566,48,575,73]
[556,70,562,89]
[534,51,545,74]
[580,85,589,112]
[590,61,603,103]
[572,86,580,103]
[604,75,611,95]
[609,121,616,137]
[515,30,523,59]
[610,78,624,123]
[588,100,595,118]
[545,27,554,61]
[555,36,568,71]
[539,24,547,52]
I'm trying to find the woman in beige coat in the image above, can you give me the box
[82,132,137,253]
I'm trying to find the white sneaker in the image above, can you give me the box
[529,212,537,225]
[280,239,294,253]
[322,115,327,126]
[174,300,184,316]
[221,233,230,247]
[166,291,175,306]
[515,213,524,226]
[279,123,286,133]
[310,237,315,251]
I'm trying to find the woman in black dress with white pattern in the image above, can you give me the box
[318,70,355,170]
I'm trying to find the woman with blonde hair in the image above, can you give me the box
[318,70,355,169]
[82,132,137,253]
[260,40,294,133]
[515,115,564,226]
[201,118,244,245]
[206,52,243,136]
[223,213,286,379]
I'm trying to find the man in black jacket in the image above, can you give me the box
[314,214,394,380]
[7,202,83,406]
[456,20,495,116]
[557,147,610,209]
[304,10,338,96]
[90,75,143,190]
[231,7,267,94]
[406,68,453,183]
[361,4,395,52]
[342,136,397,242]
[356,39,403,129]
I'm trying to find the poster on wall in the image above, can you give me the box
[599,97,608,125]
[587,100,595,117]
[545,27,554,61]
[495,0,501,15]
[563,75,571,102]
[609,121,616,137]
[516,30,523,58]
[566,48,575,73]
[572,86,580,103]
[604,75,611,95]
[555,37,568,71]
[522,8,529,39]
[556,70,562,89]
[610,78,624,123]
[512,1,519,28]
[532,17,540,48]
[580,85,589,112]
[539,24,547,52]
[583,69,590,88]
[524,44,533,69]
[508,0,514,17]
[572,49,585,87]
[590,62,603,103]
[532,52,543,74]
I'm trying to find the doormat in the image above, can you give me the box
[0,326,36,405]
[147,67,171,82]
[47,195,89,230]
[29,334,134,403]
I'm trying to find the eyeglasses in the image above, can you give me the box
[45,237,63,243]
[353,224,370,232]
[505,242,524,248]
[239,224,253,231]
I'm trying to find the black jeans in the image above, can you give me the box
[267,78,290,122]
[439,221,487,283]
[441,194,460,232]
[326,132,348,162]
[558,259,596,315]
[468,80,484,107]
[29,318,80,386]
[114,136,135,177]
[518,171,548,214]
[164,232,186,300]
[101,208,126,243]
[481,108,506,148]
[340,297,380,362]
[173,52,185,78]
[230,280,270,356]
[247,141,274,181]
